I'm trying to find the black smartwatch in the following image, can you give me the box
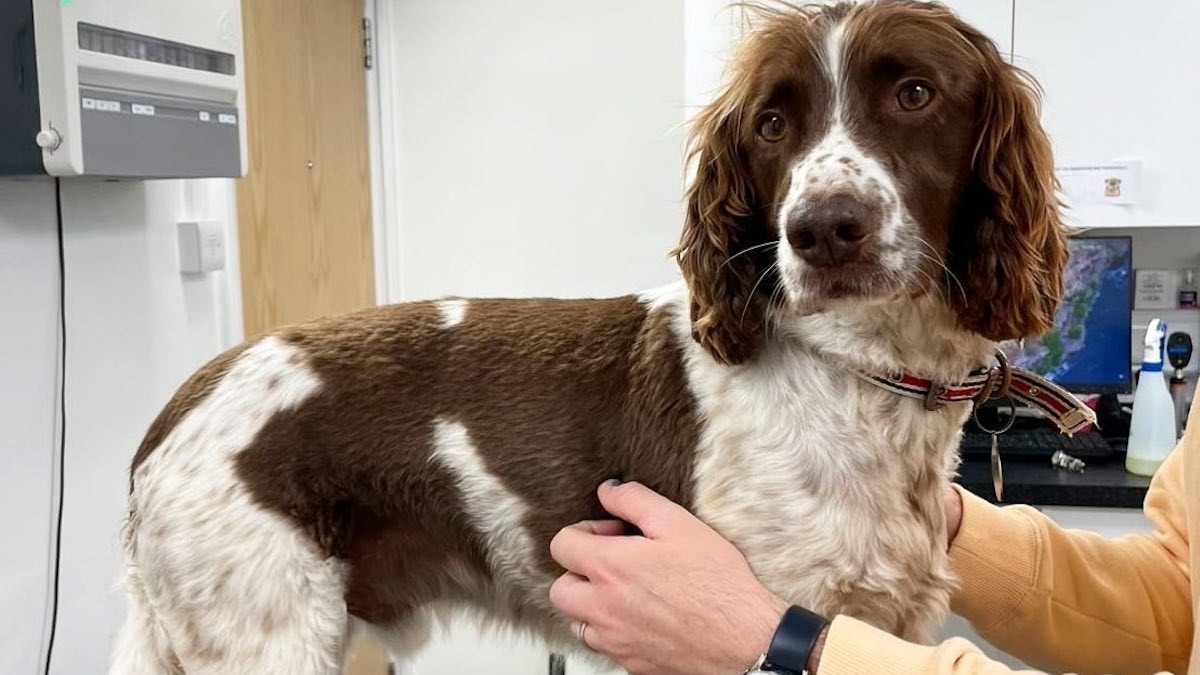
[758,605,829,675]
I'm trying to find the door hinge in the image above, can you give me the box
[362,17,373,70]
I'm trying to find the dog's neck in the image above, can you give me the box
[774,293,996,383]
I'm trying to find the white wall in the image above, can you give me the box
[0,179,60,675]
[381,0,687,304]
[683,0,741,117]
[0,177,242,675]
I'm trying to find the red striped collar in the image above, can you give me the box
[858,355,1097,435]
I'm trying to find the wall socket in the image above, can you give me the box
[177,220,226,273]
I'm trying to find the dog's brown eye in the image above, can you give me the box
[897,81,934,111]
[757,113,787,142]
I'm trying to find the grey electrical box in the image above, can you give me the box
[1,0,247,178]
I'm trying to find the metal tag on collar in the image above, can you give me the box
[990,435,1004,502]
[973,396,1016,502]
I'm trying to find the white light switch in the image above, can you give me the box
[177,220,226,273]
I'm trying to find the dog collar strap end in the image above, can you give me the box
[859,358,1098,435]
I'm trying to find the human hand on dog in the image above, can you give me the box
[548,480,788,675]
[549,482,967,674]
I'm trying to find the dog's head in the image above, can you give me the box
[675,1,1068,365]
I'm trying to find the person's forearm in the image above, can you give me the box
[812,614,1178,675]
[947,450,1191,675]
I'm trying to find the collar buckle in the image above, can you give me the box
[975,351,1013,404]
[923,382,948,411]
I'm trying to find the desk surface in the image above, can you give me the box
[955,457,1152,508]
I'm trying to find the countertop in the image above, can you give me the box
[955,456,1152,508]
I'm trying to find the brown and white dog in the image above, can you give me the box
[110,2,1067,673]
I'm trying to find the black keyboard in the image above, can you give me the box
[961,429,1116,458]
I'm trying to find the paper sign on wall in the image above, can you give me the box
[1056,160,1142,206]
[1135,269,1179,310]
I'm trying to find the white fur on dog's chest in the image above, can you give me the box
[663,291,976,640]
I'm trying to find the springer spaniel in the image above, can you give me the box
[111,2,1080,673]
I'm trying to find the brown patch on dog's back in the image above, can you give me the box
[230,295,702,626]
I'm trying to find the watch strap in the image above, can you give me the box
[762,605,829,675]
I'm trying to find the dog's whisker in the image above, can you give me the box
[720,241,779,269]
[769,280,787,312]
[906,252,943,299]
[740,262,780,327]
[915,239,966,303]
[913,267,943,304]
[909,238,968,306]
[766,279,788,331]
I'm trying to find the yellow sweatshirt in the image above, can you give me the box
[820,395,1197,675]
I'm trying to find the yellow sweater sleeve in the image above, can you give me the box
[819,412,1194,675]
[946,451,1191,675]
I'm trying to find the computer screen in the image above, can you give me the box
[1002,236,1133,394]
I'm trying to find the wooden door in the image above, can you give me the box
[237,0,375,338]
[237,1,387,671]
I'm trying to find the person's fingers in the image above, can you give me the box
[550,521,623,575]
[569,620,599,652]
[554,575,623,658]
[548,571,594,620]
[576,519,628,537]
[597,480,692,539]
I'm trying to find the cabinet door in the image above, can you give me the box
[942,0,1013,58]
[1014,0,1200,227]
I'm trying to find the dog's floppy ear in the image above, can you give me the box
[949,28,1069,342]
[674,94,766,366]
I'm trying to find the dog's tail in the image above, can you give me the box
[108,529,180,675]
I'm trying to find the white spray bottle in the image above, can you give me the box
[1126,319,1177,476]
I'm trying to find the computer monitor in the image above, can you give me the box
[1002,235,1133,395]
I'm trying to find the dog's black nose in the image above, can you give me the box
[786,194,877,267]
